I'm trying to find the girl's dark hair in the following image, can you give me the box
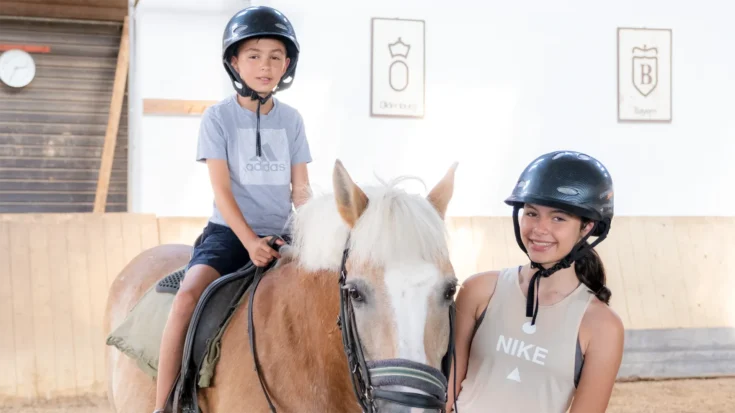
[574,220,611,304]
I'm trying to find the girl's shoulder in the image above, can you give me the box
[584,297,624,329]
[580,297,624,352]
[458,270,503,320]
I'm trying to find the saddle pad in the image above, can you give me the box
[106,270,243,385]
[106,282,174,378]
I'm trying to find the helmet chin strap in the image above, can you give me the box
[226,61,275,158]
[511,205,606,326]
[250,92,271,158]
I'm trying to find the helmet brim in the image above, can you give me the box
[505,194,603,223]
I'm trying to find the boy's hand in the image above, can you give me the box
[244,236,285,267]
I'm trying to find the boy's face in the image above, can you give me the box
[230,37,290,96]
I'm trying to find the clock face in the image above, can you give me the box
[0,49,36,88]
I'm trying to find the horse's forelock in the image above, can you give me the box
[290,179,451,273]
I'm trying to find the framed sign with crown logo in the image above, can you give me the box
[370,17,425,118]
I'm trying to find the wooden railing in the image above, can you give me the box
[1,213,733,400]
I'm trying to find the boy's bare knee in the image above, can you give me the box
[170,289,198,319]
[181,265,220,291]
[171,265,220,318]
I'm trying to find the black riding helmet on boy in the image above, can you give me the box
[221,5,300,157]
[505,150,615,326]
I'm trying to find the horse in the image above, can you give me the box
[104,160,459,413]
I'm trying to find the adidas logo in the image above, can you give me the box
[250,143,279,162]
[248,143,286,172]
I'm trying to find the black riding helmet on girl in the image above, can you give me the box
[221,5,300,157]
[505,150,614,326]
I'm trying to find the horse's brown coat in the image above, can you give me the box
[104,161,458,413]
[105,247,360,413]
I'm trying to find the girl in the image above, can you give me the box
[447,150,624,413]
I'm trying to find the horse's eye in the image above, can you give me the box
[349,287,364,302]
[444,285,457,300]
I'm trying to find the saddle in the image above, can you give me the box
[159,236,284,413]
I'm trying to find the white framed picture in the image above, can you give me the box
[370,17,425,118]
[617,27,672,122]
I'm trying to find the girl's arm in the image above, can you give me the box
[569,301,625,413]
[446,271,498,412]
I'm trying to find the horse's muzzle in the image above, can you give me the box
[367,359,448,412]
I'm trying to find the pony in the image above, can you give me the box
[104,160,459,413]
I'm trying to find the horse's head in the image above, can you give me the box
[292,160,458,412]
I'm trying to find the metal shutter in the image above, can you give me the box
[0,17,127,213]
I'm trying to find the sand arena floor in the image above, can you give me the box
[1,377,734,413]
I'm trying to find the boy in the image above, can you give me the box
[153,6,311,412]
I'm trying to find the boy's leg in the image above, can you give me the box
[154,264,219,410]
[152,222,251,411]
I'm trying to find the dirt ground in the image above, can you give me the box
[607,377,735,413]
[1,377,734,412]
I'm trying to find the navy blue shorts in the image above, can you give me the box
[186,222,252,276]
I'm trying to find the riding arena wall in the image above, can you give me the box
[1,213,733,402]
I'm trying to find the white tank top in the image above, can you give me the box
[453,266,593,413]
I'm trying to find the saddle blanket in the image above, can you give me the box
[105,266,241,388]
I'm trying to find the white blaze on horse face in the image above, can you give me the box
[384,260,442,363]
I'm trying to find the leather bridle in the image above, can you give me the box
[337,240,459,413]
[248,236,460,413]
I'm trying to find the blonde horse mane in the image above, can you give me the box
[288,177,451,272]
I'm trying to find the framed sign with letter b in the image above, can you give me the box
[617,27,672,122]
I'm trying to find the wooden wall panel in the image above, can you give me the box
[8,220,35,399]
[0,213,733,401]
[0,1,128,22]
[156,216,208,246]
[44,218,76,397]
[143,99,218,116]
[0,18,128,214]
[0,221,17,397]
[0,213,158,401]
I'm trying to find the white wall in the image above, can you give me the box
[128,0,248,216]
[129,0,735,217]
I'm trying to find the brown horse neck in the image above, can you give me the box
[270,263,360,411]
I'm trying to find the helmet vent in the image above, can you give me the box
[275,23,288,31]
[557,186,579,196]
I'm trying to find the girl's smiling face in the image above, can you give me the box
[520,203,593,265]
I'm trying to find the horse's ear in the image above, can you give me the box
[333,159,369,228]
[427,162,458,220]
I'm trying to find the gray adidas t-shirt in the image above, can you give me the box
[196,95,312,236]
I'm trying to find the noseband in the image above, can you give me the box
[337,242,459,413]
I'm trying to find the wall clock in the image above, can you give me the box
[0,49,37,88]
